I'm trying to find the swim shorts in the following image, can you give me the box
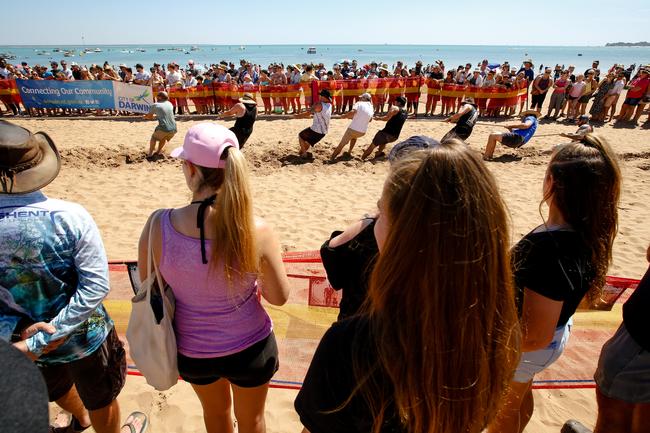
[178,332,279,387]
[299,128,326,146]
[624,97,642,106]
[38,327,126,410]
[594,323,650,403]
[442,124,473,142]
[501,132,525,148]
[512,320,571,383]
[152,128,177,141]
[372,130,398,147]
[230,126,253,148]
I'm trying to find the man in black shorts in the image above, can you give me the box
[483,110,540,160]
[295,89,333,157]
[217,92,257,148]
[441,97,479,142]
[361,96,408,160]
[0,121,144,433]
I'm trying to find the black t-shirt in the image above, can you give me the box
[294,316,403,433]
[320,218,378,320]
[623,265,650,351]
[512,229,594,327]
[383,109,408,138]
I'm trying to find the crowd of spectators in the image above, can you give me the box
[1,56,649,125]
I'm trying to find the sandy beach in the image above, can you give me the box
[9,113,649,433]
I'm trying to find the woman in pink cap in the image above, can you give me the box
[138,123,290,433]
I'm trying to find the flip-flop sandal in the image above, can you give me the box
[121,411,148,433]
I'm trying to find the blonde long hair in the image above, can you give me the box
[195,147,258,280]
[354,142,521,433]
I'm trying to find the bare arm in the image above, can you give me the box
[520,288,563,351]
[256,218,290,306]
[376,107,397,122]
[218,103,245,119]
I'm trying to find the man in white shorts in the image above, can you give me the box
[330,93,374,160]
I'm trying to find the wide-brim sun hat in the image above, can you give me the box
[520,110,542,118]
[170,123,239,169]
[359,93,372,101]
[239,93,257,105]
[0,120,61,194]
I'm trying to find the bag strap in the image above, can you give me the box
[145,209,166,304]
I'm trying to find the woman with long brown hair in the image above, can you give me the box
[138,123,290,433]
[295,140,521,433]
[488,134,621,433]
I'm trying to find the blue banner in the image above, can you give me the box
[16,79,116,109]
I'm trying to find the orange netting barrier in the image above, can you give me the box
[2,78,530,111]
[108,251,638,390]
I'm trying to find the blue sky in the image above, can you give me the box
[1,0,648,46]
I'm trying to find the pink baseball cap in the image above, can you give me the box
[170,123,239,169]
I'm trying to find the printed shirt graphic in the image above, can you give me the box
[0,192,112,365]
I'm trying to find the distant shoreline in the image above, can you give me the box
[605,42,650,47]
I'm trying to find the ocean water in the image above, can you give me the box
[1,44,649,74]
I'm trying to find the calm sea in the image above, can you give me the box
[1,44,648,73]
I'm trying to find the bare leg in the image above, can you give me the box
[191,379,234,433]
[155,138,169,155]
[298,138,311,157]
[486,380,533,433]
[148,138,157,157]
[347,138,358,154]
[633,104,647,123]
[331,134,351,160]
[55,385,91,429]
[483,133,502,159]
[594,386,632,433]
[232,383,270,433]
[631,403,650,433]
[89,400,121,433]
[361,143,376,160]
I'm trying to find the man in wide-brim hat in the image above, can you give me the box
[0,120,146,433]
[442,97,480,142]
[217,92,258,148]
[483,109,541,160]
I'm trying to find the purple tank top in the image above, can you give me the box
[159,209,272,358]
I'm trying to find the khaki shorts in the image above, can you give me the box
[152,129,176,141]
[340,128,365,144]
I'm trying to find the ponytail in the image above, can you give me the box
[196,148,258,281]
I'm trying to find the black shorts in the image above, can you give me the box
[299,128,326,146]
[501,132,525,148]
[178,332,279,387]
[372,130,398,147]
[38,328,126,411]
[442,124,473,142]
[230,126,253,148]
[578,95,592,104]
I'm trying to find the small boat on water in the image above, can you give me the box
[307,47,316,54]
[94,48,102,52]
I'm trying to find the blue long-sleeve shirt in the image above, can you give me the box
[0,192,112,365]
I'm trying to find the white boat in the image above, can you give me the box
[307,47,316,54]
[94,48,102,52]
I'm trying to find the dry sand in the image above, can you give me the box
[9,113,649,433]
